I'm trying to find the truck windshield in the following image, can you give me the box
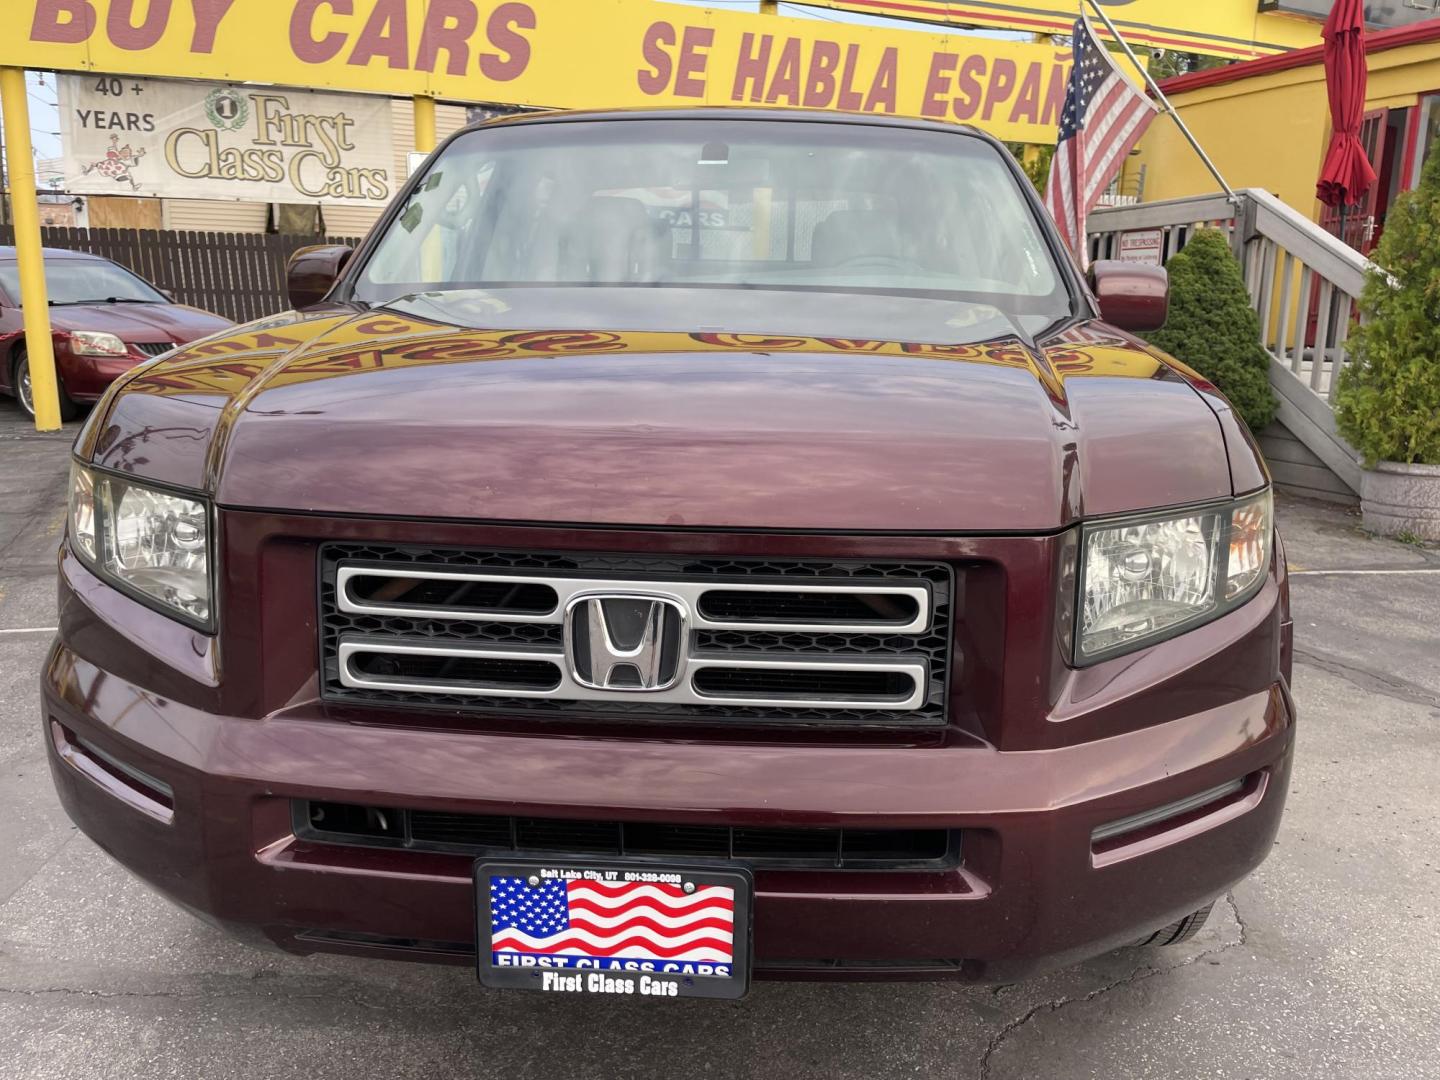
[353,118,1069,316]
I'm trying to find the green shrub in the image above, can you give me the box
[1142,227,1277,431]
[1334,138,1440,466]
[1005,142,1054,193]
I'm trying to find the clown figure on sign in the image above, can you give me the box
[81,133,148,191]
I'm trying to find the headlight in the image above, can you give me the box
[69,331,130,357]
[67,463,214,629]
[1076,490,1272,663]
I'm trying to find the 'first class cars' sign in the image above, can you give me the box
[59,75,395,204]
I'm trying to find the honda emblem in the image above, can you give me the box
[565,594,685,692]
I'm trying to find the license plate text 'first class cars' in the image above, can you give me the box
[476,861,754,999]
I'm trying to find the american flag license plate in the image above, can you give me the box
[475,860,752,999]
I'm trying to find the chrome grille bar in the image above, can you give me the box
[339,640,566,698]
[336,566,931,634]
[338,636,928,710]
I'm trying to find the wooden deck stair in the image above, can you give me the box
[1089,190,1370,504]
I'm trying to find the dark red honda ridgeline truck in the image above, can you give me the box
[44,110,1293,1000]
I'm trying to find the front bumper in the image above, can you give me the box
[43,637,1294,983]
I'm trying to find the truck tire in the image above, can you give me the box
[1133,901,1215,948]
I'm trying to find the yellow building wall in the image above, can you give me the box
[1134,41,1440,223]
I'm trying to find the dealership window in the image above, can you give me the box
[1410,93,1440,189]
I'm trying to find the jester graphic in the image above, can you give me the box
[82,134,148,191]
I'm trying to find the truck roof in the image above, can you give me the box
[458,106,990,141]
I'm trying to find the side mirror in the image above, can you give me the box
[1089,260,1168,332]
[286,244,354,310]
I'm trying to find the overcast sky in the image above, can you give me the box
[20,71,61,163]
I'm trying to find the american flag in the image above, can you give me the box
[490,876,735,968]
[1043,13,1160,266]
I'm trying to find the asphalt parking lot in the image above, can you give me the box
[1,403,1438,1080]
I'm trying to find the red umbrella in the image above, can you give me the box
[1316,0,1377,211]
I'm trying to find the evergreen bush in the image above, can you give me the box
[1142,227,1277,432]
[1334,138,1440,466]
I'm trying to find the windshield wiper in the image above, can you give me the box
[49,296,158,306]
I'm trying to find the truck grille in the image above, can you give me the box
[319,544,954,727]
[298,801,957,870]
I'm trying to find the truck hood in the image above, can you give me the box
[87,293,1238,532]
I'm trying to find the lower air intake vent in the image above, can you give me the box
[299,801,957,870]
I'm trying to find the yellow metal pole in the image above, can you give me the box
[412,95,437,153]
[755,4,776,246]
[752,186,772,258]
[0,68,60,431]
[412,96,443,280]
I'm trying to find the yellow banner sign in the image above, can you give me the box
[789,0,1322,60]
[0,0,1132,144]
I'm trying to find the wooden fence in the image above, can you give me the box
[0,226,364,325]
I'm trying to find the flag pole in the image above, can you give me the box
[1082,0,1237,201]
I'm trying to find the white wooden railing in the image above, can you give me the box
[1088,189,1373,495]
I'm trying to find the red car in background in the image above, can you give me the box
[0,247,232,419]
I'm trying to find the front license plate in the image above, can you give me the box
[475,859,752,1000]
